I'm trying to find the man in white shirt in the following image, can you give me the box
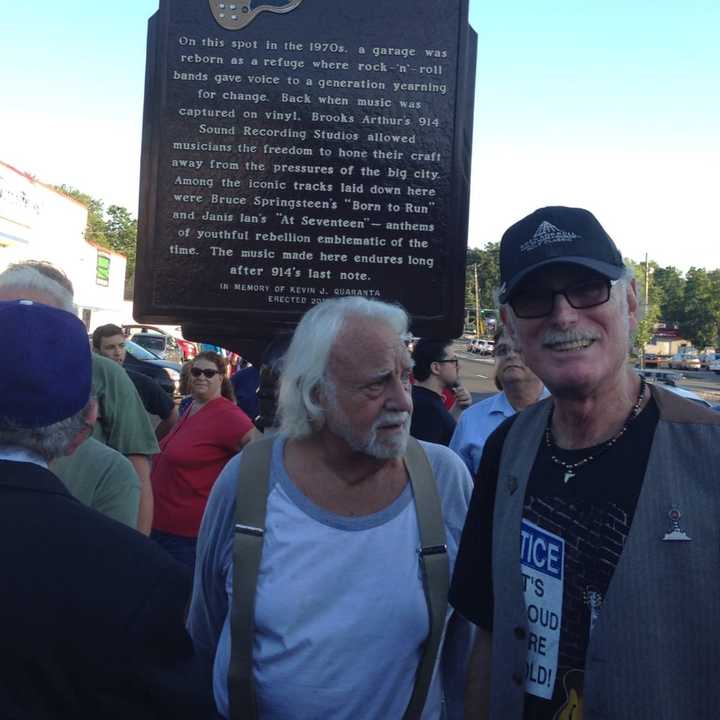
[188,297,474,719]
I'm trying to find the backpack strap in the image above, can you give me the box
[228,435,274,720]
[228,435,448,720]
[402,436,450,720]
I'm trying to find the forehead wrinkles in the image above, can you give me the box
[329,320,406,383]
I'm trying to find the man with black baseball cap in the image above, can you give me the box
[451,206,720,719]
[0,300,211,717]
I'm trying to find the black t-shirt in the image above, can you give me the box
[126,369,175,420]
[450,397,660,719]
[410,385,456,446]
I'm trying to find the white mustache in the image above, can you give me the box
[374,412,410,429]
[542,329,600,347]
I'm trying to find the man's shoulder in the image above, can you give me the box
[652,384,720,426]
[417,440,473,496]
[411,384,442,405]
[126,368,157,389]
[460,392,507,421]
[92,352,141,397]
[3,461,181,578]
[92,352,126,379]
[54,436,133,475]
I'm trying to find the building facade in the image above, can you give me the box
[0,160,128,328]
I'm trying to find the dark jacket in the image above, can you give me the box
[0,459,214,719]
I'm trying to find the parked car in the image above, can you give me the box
[468,338,494,356]
[709,359,720,375]
[123,324,188,363]
[123,340,182,396]
[669,352,701,371]
[700,351,720,369]
[635,367,684,386]
[642,353,661,367]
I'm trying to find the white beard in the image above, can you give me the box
[328,406,410,459]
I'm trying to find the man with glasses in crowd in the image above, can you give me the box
[450,206,720,719]
[450,326,547,476]
[410,338,472,445]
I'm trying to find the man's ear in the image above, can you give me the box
[499,306,519,342]
[627,278,639,332]
[64,399,98,457]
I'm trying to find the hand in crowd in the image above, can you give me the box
[451,384,472,417]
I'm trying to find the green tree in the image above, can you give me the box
[626,258,662,360]
[54,185,138,299]
[105,205,138,297]
[54,185,108,247]
[652,266,685,326]
[681,267,720,349]
[464,243,500,334]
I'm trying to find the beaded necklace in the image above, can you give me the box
[545,377,647,483]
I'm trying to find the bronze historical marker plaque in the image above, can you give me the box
[135,0,476,340]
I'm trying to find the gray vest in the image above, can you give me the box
[490,384,720,720]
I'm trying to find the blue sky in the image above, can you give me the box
[2,1,718,270]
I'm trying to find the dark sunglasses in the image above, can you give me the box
[510,278,616,319]
[191,367,221,378]
[434,357,459,366]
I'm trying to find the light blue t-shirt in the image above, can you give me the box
[188,436,473,719]
[449,389,549,476]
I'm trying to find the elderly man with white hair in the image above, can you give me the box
[188,297,474,720]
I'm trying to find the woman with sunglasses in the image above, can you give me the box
[150,351,254,568]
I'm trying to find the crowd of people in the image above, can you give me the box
[1,205,718,719]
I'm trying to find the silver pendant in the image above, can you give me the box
[563,469,575,483]
[662,507,691,541]
[583,589,604,635]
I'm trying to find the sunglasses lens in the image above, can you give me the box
[191,368,216,378]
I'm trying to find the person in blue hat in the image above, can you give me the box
[0,299,212,718]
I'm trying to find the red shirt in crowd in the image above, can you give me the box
[151,396,253,537]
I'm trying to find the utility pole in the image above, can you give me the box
[474,263,484,337]
[641,253,650,369]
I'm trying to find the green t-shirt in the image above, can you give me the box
[91,354,159,456]
[51,437,140,528]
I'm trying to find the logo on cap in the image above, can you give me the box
[520,221,581,254]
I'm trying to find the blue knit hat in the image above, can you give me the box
[0,300,91,427]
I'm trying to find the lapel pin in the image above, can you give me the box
[662,507,691,542]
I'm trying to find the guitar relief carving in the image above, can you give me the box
[208,0,304,30]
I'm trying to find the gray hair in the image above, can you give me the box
[0,261,75,312]
[0,400,92,462]
[278,297,410,439]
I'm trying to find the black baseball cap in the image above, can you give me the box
[498,206,625,304]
